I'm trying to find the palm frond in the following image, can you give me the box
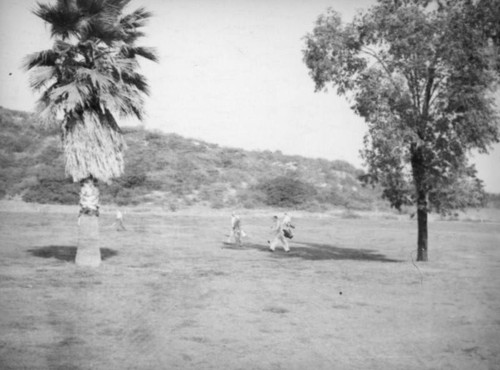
[50,83,85,107]
[110,56,139,76]
[120,7,152,28]
[135,46,159,62]
[77,0,106,16]
[63,110,125,183]
[100,0,131,17]
[76,67,113,91]
[35,90,62,127]
[75,17,93,39]
[99,84,146,121]
[52,39,73,53]
[122,30,146,44]
[120,45,159,63]
[120,71,150,94]
[34,1,82,39]
[28,66,58,90]
[33,2,58,23]
[109,0,133,8]
[118,93,145,121]
[23,50,58,70]
[88,22,123,45]
[120,7,153,43]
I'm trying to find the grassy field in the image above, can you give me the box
[0,203,499,370]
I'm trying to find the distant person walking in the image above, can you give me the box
[268,215,290,252]
[227,212,244,246]
[114,209,126,231]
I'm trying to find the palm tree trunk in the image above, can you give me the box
[75,177,101,267]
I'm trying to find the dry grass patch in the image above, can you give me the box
[0,208,499,369]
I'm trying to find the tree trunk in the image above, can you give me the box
[412,145,429,262]
[75,177,101,267]
[416,196,428,261]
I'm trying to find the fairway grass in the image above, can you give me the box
[0,205,499,370]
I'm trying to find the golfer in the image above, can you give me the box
[227,212,243,246]
[115,209,126,231]
[268,215,290,252]
[282,212,295,238]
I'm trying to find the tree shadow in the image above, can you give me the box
[27,246,118,262]
[231,241,400,262]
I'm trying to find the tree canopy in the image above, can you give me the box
[303,0,500,260]
[25,0,158,183]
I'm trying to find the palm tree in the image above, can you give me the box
[25,0,158,267]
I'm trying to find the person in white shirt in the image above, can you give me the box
[268,215,290,252]
[227,212,243,246]
[115,209,126,231]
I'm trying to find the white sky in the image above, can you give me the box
[1,0,499,192]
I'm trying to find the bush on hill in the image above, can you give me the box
[486,193,500,209]
[257,176,317,208]
[23,178,79,205]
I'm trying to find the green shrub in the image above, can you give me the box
[120,173,147,188]
[320,188,350,207]
[23,178,79,205]
[340,209,362,219]
[302,200,329,212]
[486,193,500,209]
[257,176,317,207]
[210,199,225,209]
[113,188,141,206]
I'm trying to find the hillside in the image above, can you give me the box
[0,106,390,211]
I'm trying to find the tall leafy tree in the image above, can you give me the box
[25,0,158,266]
[303,0,499,261]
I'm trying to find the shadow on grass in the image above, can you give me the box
[225,241,400,262]
[27,246,118,262]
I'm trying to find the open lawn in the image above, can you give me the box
[0,203,499,370]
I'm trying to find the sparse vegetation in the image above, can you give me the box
[1,106,498,211]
